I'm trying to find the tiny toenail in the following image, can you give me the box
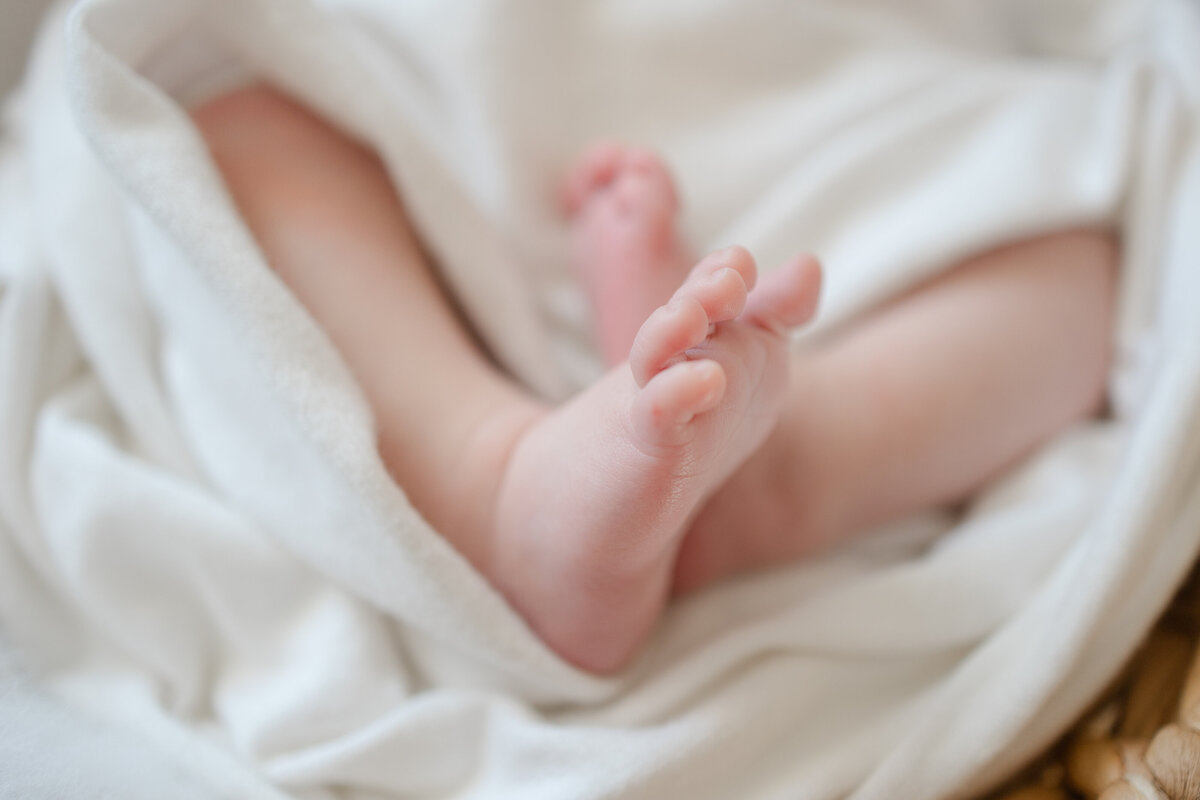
[703,268,733,287]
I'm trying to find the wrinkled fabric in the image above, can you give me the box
[1,1,1199,798]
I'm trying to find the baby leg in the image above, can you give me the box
[564,145,1116,592]
[191,87,820,672]
[675,230,1118,589]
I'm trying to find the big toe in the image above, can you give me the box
[607,169,677,228]
[613,148,678,214]
[743,255,823,334]
[562,141,623,214]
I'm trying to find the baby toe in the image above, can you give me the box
[687,246,758,293]
[610,169,676,223]
[623,148,679,210]
[563,141,624,214]
[629,295,710,387]
[631,359,726,448]
[742,255,823,335]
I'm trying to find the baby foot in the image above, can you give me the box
[565,144,693,366]
[490,247,821,672]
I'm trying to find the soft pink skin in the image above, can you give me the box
[192,85,1117,674]
[565,143,1117,595]
[566,144,695,366]
[192,88,820,673]
[492,247,821,669]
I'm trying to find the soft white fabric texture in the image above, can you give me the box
[2,0,1199,798]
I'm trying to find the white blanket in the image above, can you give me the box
[3,0,1200,797]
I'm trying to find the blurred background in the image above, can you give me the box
[2,0,55,99]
